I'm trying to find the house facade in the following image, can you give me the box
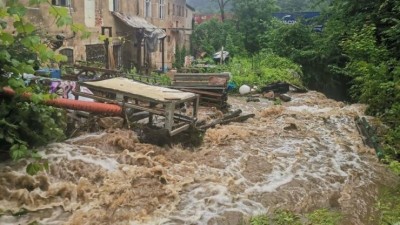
[15,0,194,73]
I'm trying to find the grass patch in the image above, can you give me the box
[247,208,342,225]
[376,186,400,225]
[306,208,342,225]
[273,210,302,225]
[388,160,400,176]
[249,215,270,225]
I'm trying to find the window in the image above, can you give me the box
[172,4,175,15]
[145,0,152,18]
[52,0,70,7]
[109,0,119,12]
[168,3,170,15]
[59,48,74,64]
[159,0,165,19]
[113,0,120,11]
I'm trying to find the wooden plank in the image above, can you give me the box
[200,96,225,102]
[169,124,190,136]
[164,102,175,132]
[173,82,225,87]
[82,78,196,103]
[180,89,224,97]
[175,73,230,77]
[169,86,226,90]
[174,75,227,79]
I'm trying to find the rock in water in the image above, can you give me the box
[98,117,124,129]
[262,91,275,100]
[278,94,292,102]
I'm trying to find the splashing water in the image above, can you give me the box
[0,91,398,225]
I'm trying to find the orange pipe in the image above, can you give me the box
[1,87,122,115]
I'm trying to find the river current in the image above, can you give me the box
[0,91,398,225]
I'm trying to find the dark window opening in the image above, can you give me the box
[59,48,74,64]
[113,0,120,12]
[52,0,70,7]
[86,44,106,65]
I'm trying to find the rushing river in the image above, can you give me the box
[0,91,398,225]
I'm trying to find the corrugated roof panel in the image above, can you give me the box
[112,12,157,29]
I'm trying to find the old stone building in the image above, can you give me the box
[15,0,194,73]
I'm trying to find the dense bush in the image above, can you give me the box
[0,0,88,174]
[255,0,400,163]
[0,95,67,159]
[226,52,303,90]
[340,24,400,161]
[191,19,245,57]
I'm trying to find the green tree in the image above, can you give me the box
[259,18,347,96]
[210,0,232,21]
[314,0,400,161]
[0,0,89,174]
[259,0,400,128]
[276,0,311,12]
[232,0,278,54]
[191,19,244,57]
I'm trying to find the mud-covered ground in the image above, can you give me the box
[0,91,398,225]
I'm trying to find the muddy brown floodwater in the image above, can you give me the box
[0,91,399,225]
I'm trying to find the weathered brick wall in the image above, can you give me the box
[17,0,193,71]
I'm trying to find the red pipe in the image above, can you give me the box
[1,87,122,115]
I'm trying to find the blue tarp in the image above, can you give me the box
[272,12,323,31]
[36,68,61,79]
[272,12,321,21]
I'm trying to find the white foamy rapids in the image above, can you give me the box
[43,142,119,171]
[154,94,384,224]
[0,92,395,225]
[165,184,265,224]
[286,105,333,113]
